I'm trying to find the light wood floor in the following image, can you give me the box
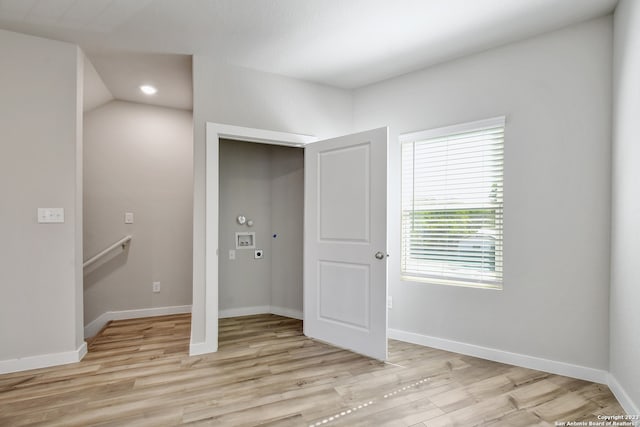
[0,314,625,426]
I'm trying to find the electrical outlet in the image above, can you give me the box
[387,296,392,309]
[125,212,134,224]
[152,281,161,293]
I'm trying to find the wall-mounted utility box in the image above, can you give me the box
[235,232,255,249]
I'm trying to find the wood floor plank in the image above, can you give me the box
[0,313,627,426]
[508,379,564,409]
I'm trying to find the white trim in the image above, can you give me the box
[189,341,218,356]
[208,122,316,148]
[197,122,317,357]
[270,306,303,320]
[84,305,192,339]
[218,305,303,320]
[219,306,271,319]
[0,341,87,374]
[84,312,111,338]
[608,374,640,420]
[77,341,88,361]
[399,116,506,143]
[388,328,608,384]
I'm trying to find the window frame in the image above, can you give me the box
[399,116,505,290]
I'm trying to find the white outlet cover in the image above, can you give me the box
[37,208,64,223]
[125,212,134,224]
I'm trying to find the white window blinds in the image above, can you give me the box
[400,117,505,289]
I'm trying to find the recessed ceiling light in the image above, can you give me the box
[140,85,157,95]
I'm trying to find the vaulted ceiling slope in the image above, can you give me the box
[0,0,618,108]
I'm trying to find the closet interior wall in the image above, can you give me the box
[218,139,304,318]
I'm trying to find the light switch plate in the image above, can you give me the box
[38,208,64,223]
[125,212,134,224]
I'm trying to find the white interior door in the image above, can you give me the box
[304,127,388,360]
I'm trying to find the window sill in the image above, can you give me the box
[401,274,502,290]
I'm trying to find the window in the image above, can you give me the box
[400,117,505,289]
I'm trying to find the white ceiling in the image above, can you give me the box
[0,0,618,109]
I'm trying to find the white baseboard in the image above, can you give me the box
[270,306,303,320]
[77,341,88,361]
[84,305,192,338]
[189,341,218,356]
[219,306,272,319]
[388,328,608,384]
[608,374,640,421]
[218,305,302,320]
[0,341,87,375]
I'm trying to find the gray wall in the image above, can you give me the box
[353,17,612,370]
[219,140,272,310]
[0,29,84,362]
[611,0,640,413]
[218,140,303,315]
[83,100,193,326]
[83,53,113,113]
[191,59,353,343]
[270,145,304,313]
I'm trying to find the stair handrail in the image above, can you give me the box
[83,235,132,269]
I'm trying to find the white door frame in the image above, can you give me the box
[191,122,316,355]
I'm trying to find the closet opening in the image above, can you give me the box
[218,139,304,329]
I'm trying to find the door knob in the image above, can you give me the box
[375,251,386,260]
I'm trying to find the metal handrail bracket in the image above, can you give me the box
[83,235,132,269]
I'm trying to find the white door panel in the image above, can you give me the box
[318,143,370,241]
[304,127,388,360]
[319,261,370,329]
